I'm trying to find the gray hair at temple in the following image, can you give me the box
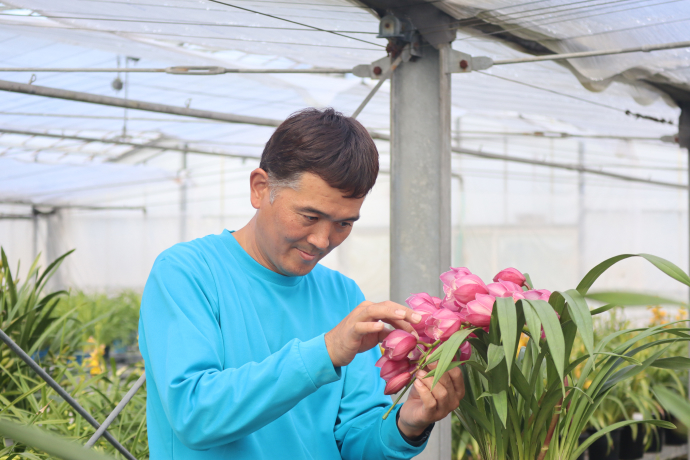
[267,171,302,204]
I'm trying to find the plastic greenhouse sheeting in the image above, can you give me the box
[0,0,688,309]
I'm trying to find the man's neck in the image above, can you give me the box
[233,219,280,274]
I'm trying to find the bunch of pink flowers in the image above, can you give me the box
[376,267,551,395]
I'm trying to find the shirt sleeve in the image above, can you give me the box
[333,287,430,459]
[139,248,341,451]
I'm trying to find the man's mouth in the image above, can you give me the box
[296,248,317,262]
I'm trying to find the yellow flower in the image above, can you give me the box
[84,337,105,375]
[584,379,592,389]
[517,333,529,356]
[648,306,667,326]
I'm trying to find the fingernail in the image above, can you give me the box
[414,380,423,387]
[417,370,427,377]
[395,309,406,317]
[411,313,422,323]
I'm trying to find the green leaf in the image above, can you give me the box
[590,303,617,315]
[653,386,690,428]
[524,299,565,389]
[577,253,690,296]
[495,297,518,383]
[594,352,642,366]
[586,292,684,306]
[561,289,594,356]
[570,419,675,460]
[651,357,690,370]
[486,343,505,372]
[0,418,115,460]
[431,328,475,390]
[640,253,690,287]
[521,300,541,355]
[494,390,508,429]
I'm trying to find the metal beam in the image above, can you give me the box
[84,373,146,449]
[0,128,262,162]
[3,127,683,189]
[390,44,452,460]
[493,40,690,66]
[0,79,282,127]
[367,131,688,189]
[0,66,352,75]
[0,199,146,211]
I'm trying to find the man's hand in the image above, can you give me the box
[397,362,465,438]
[324,301,422,368]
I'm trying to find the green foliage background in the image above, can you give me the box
[0,248,147,459]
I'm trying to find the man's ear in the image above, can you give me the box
[249,168,270,209]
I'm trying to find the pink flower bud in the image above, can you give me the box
[464,294,496,327]
[408,346,424,361]
[384,371,413,395]
[523,289,551,301]
[376,355,412,381]
[425,309,463,341]
[440,267,472,294]
[451,274,490,305]
[381,330,418,361]
[405,293,441,333]
[441,295,463,312]
[487,279,523,298]
[458,340,472,362]
[493,268,527,287]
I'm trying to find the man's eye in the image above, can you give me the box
[304,215,318,222]
[339,222,352,228]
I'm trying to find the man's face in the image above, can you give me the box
[254,172,364,277]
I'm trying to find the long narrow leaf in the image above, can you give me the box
[495,297,518,383]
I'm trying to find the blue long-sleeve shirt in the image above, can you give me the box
[138,230,429,459]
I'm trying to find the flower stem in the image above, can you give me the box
[382,377,416,420]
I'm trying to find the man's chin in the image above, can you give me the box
[281,257,319,277]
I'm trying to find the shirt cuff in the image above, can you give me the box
[297,333,341,388]
[379,405,432,455]
[396,406,435,447]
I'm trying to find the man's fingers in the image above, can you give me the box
[358,302,422,327]
[380,318,416,334]
[448,367,465,399]
[413,378,437,411]
[353,321,385,338]
[417,370,450,406]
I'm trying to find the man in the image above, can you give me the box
[139,108,464,460]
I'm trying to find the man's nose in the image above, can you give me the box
[307,224,330,251]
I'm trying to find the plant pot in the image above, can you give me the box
[619,425,645,460]
[644,427,664,453]
[664,415,688,446]
[589,428,621,460]
[577,431,591,460]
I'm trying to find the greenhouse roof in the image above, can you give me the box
[0,0,689,208]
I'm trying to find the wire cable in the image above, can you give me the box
[0,13,376,34]
[476,71,676,125]
[205,0,385,48]
[0,22,382,51]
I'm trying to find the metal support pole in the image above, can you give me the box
[0,328,137,460]
[578,142,586,279]
[390,42,452,460]
[180,146,188,242]
[31,206,38,260]
[84,373,146,449]
[0,79,283,127]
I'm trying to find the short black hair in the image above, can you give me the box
[259,108,379,198]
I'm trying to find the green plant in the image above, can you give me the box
[0,249,148,459]
[421,254,690,460]
[55,291,140,351]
